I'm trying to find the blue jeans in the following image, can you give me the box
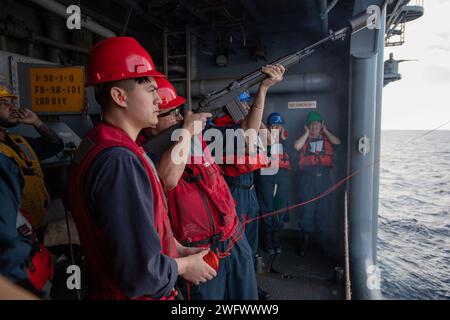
[225,173,259,257]
[298,168,332,234]
[256,168,290,233]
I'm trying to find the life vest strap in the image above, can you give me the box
[182,231,224,247]
[226,179,254,190]
[183,167,203,183]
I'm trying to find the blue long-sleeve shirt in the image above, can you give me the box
[0,133,62,289]
[85,147,178,299]
[25,136,64,161]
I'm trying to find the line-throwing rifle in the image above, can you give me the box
[145,6,383,157]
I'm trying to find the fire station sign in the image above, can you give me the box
[288,101,317,109]
[30,67,84,113]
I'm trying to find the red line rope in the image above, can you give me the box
[216,159,379,258]
[201,121,450,258]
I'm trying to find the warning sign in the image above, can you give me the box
[288,101,317,109]
[30,67,84,113]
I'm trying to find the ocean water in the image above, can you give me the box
[378,130,450,300]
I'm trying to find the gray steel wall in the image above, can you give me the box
[190,28,351,262]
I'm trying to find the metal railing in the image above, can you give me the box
[385,0,424,47]
[409,0,424,7]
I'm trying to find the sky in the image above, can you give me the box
[382,0,450,130]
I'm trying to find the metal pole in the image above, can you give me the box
[349,54,381,300]
[33,35,89,54]
[319,0,329,37]
[347,0,385,300]
[120,7,133,36]
[372,0,387,264]
[163,27,168,77]
[0,35,7,51]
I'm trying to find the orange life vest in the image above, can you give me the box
[268,138,291,171]
[298,133,334,170]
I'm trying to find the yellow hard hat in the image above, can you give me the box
[0,85,17,99]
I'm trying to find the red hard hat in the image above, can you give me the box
[87,37,163,86]
[155,77,186,110]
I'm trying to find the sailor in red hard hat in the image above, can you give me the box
[142,63,284,300]
[67,37,216,300]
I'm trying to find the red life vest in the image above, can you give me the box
[277,151,291,170]
[268,133,291,171]
[298,133,334,170]
[67,123,177,300]
[213,115,234,127]
[279,131,291,169]
[221,153,270,177]
[264,149,291,171]
[167,137,241,248]
[211,118,270,176]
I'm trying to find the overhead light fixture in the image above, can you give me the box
[216,54,228,66]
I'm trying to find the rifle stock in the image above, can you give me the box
[143,123,182,157]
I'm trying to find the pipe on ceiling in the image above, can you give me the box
[0,20,89,54]
[186,73,336,98]
[319,0,329,37]
[27,0,116,38]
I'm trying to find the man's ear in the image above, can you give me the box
[110,86,127,108]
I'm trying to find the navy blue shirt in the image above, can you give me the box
[0,153,30,285]
[25,136,64,161]
[85,147,178,299]
[4,134,64,162]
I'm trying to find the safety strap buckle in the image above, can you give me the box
[183,167,203,183]
[182,232,224,247]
